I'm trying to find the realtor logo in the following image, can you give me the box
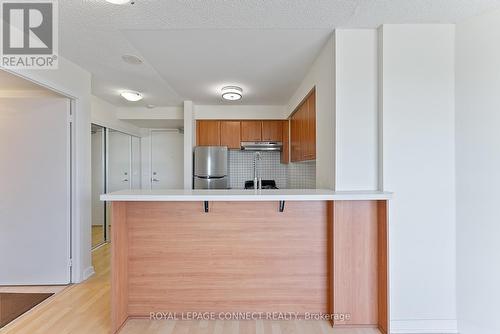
[1,0,58,69]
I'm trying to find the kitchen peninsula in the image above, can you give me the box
[101,189,392,334]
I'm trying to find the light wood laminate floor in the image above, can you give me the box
[1,243,381,334]
[92,225,105,248]
[121,319,381,334]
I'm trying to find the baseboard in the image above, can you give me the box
[391,319,458,333]
[82,266,95,281]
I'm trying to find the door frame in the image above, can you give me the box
[91,123,107,249]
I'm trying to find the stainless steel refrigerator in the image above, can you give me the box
[193,146,229,189]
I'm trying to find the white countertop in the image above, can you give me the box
[100,189,392,202]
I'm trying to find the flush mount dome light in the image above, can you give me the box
[121,54,143,65]
[120,91,143,102]
[221,86,243,101]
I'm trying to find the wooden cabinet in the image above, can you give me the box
[290,89,316,162]
[220,121,241,149]
[196,120,220,146]
[196,119,291,163]
[290,109,301,162]
[304,90,316,160]
[240,121,262,141]
[262,121,282,142]
[281,120,289,164]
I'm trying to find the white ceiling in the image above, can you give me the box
[123,29,331,105]
[59,0,500,107]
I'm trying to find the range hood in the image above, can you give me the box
[241,141,283,151]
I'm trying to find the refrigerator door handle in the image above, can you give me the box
[195,175,227,180]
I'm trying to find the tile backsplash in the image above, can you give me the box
[228,150,316,189]
[287,160,317,189]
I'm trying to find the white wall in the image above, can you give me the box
[194,105,285,119]
[9,57,93,282]
[455,9,500,334]
[380,24,457,333]
[117,106,183,120]
[286,34,335,189]
[335,29,379,191]
[91,95,141,137]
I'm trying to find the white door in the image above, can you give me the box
[0,97,71,285]
[131,136,141,189]
[151,131,184,189]
[107,130,131,192]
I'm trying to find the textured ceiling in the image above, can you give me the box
[59,0,500,106]
[123,29,332,105]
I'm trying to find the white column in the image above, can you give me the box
[380,24,456,333]
[183,101,195,189]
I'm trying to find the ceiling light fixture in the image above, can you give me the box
[122,54,143,65]
[221,86,243,101]
[105,0,130,4]
[120,91,143,102]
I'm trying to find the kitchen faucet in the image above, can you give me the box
[253,152,262,189]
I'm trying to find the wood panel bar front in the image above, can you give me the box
[127,201,329,316]
[111,202,128,333]
[110,199,389,333]
[330,200,389,334]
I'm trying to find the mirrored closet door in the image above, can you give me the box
[91,125,141,249]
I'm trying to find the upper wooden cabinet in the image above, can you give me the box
[290,110,301,162]
[240,121,262,141]
[290,88,316,162]
[262,121,282,142]
[304,90,316,160]
[196,120,220,146]
[281,120,290,164]
[196,119,291,163]
[220,121,241,149]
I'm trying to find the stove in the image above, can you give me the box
[244,180,279,190]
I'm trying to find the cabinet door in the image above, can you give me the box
[299,100,309,160]
[304,91,316,160]
[290,110,301,162]
[262,120,282,142]
[310,91,317,159]
[281,120,289,164]
[220,121,241,149]
[196,120,220,146]
[241,121,262,141]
